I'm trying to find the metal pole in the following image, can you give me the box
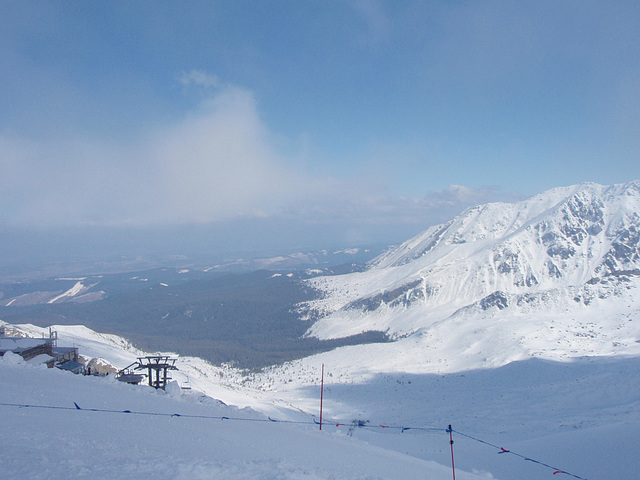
[447,425,456,480]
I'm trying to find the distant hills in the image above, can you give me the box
[0,247,388,368]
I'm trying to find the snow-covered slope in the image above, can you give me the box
[0,320,298,415]
[2,279,105,307]
[302,181,640,372]
[2,353,495,480]
[3,320,638,480]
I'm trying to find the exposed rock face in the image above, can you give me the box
[303,181,640,341]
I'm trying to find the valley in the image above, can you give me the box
[0,249,389,369]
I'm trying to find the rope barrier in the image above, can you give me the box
[0,401,311,425]
[452,429,590,480]
[313,416,443,433]
[0,401,590,479]
[0,401,442,431]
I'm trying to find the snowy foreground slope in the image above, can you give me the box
[1,322,639,480]
[0,322,496,480]
[1,355,485,480]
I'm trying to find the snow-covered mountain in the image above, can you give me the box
[299,181,640,372]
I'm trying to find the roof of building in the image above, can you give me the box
[56,360,84,372]
[0,337,50,354]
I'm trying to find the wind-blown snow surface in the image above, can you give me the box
[1,322,494,480]
[1,355,483,480]
[253,351,640,480]
[2,321,639,479]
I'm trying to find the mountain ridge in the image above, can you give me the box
[301,181,640,370]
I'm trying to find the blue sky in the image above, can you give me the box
[1,1,639,261]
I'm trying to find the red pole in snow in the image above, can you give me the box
[447,425,456,480]
[319,363,325,431]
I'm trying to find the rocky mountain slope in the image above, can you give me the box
[299,181,640,372]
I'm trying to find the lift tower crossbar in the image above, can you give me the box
[135,355,178,390]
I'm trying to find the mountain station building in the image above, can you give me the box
[0,328,81,371]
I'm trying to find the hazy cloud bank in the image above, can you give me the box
[0,72,521,268]
[0,74,511,232]
[0,82,302,226]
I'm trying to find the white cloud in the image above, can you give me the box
[0,69,520,241]
[424,184,517,207]
[0,83,301,226]
[281,179,517,229]
[146,85,300,223]
[177,70,220,90]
